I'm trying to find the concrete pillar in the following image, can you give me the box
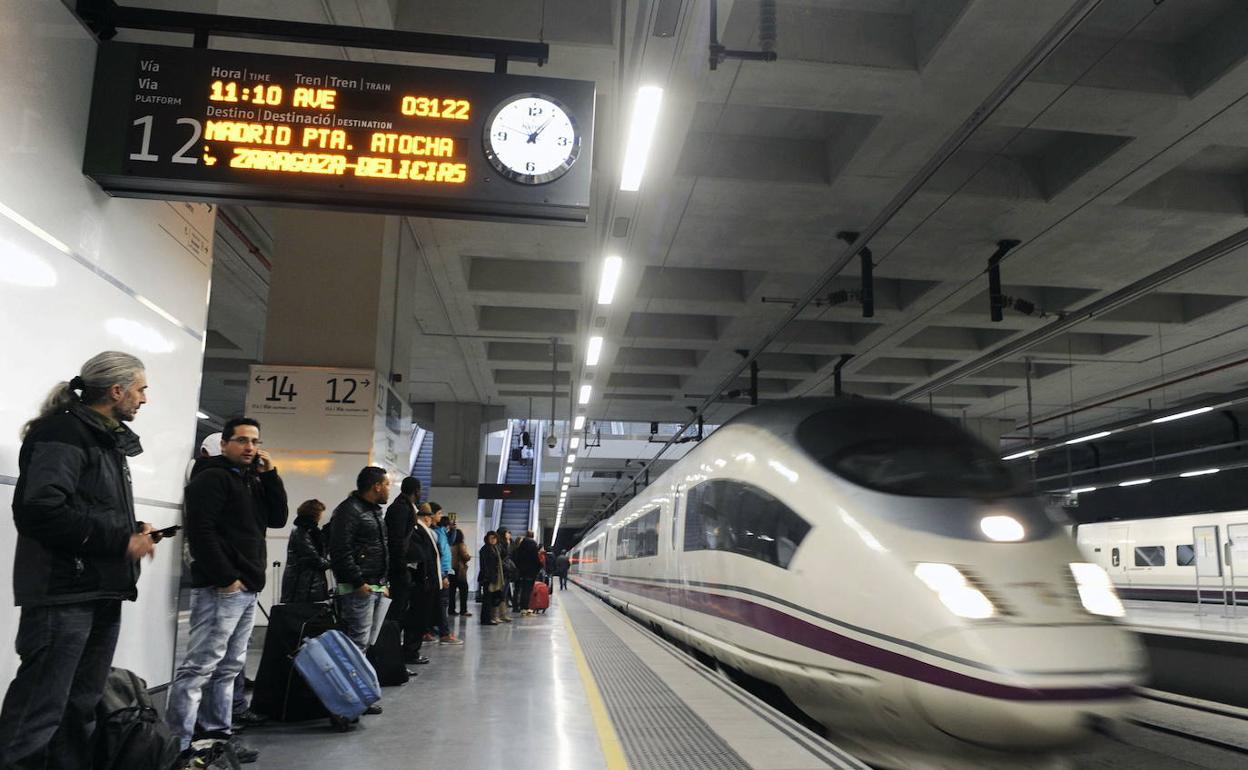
[264,209,407,378]
[247,209,414,623]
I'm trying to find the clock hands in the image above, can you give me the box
[527,115,556,144]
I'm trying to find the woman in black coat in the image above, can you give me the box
[478,531,505,625]
[280,499,330,603]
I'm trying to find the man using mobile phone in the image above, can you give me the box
[165,417,288,763]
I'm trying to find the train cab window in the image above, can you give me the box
[1111,548,1120,567]
[796,408,1026,499]
[683,480,810,569]
[1177,544,1196,567]
[1134,546,1166,567]
[615,508,660,560]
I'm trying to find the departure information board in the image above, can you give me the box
[83,43,595,224]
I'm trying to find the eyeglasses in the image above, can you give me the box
[228,437,263,446]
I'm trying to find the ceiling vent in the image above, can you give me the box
[612,216,631,238]
[594,316,608,328]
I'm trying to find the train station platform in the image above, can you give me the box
[1123,600,1248,709]
[1123,600,1248,643]
[238,586,866,769]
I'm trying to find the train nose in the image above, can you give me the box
[906,624,1143,750]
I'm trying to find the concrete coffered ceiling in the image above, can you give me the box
[129,0,1248,531]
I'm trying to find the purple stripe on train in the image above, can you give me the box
[594,576,1135,703]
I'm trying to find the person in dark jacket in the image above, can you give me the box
[280,500,329,603]
[329,467,391,691]
[496,527,515,622]
[556,550,571,590]
[385,477,433,664]
[477,531,504,625]
[166,417,288,760]
[514,531,542,616]
[0,352,159,770]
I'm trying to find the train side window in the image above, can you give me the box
[1134,546,1166,567]
[616,508,660,560]
[683,479,811,569]
[1177,544,1196,567]
[1111,548,1119,567]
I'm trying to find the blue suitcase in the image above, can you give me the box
[292,629,380,726]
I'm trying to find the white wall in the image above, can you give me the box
[0,0,214,688]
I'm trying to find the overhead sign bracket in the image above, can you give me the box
[74,0,549,68]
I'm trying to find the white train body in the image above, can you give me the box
[1076,511,1248,604]
[571,399,1146,768]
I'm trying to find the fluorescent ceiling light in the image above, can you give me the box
[619,85,663,192]
[569,436,580,450]
[1066,431,1112,445]
[1001,449,1036,461]
[1180,468,1220,478]
[1071,487,1097,494]
[196,411,210,420]
[596,257,622,305]
[578,384,592,404]
[567,454,577,463]
[1153,406,1213,424]
[573,415,585,430]
[586,336,603,366]
[1118,478,1151,487]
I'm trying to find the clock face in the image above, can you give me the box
[484,94,580,184]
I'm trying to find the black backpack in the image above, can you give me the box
[93,668,181,770]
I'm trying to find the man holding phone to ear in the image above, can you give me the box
[165,417,288,763]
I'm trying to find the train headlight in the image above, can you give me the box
[913,563,996,619]
[1069,562,1125,617]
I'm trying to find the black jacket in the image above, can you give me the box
[184,456,289,591]
[514,537,541,579]
[280,515,329,603]
[410,523,441,590]
[12,404,145,607]
[383,498,418,579]
[556,554,570,576]
[478,542,503,587]
[329,493,389,589]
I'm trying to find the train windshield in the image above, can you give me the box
[796,408,1026,499]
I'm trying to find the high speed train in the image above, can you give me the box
[570,398,1146,769]
[1076,511,1248,605]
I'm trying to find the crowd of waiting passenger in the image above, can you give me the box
[0,352,573,769]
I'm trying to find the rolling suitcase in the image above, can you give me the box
[251,603,338,722]
[529,580,550,613]
[293,629,381,730]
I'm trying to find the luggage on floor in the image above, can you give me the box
[251,602,338,722]
[529,580,550,612]
[510,446,522,461]
[366,619,409,686]
[183,739,242,769]
[293,628,381,725]
[93,668,180,770]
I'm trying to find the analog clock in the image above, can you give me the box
[484,93,581,184]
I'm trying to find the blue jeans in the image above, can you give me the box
[165,588,256,750]
[336,591,382,651]
[0,600,121,770]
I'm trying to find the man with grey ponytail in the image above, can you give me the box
[0,351,159,769]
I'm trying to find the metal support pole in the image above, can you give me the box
[988,239,1020,322]
[749,360,759,405]
[833,354,852,397]
[859,248,874,318]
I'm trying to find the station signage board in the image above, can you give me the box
[84,43,595,224]
[477,483,535,500]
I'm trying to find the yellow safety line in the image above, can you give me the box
[563,605,630,770]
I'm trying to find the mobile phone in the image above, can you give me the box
[151,525,181,538]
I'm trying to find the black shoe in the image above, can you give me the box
[227,735,260,764]
[404,654,430,664]
[405,668,419,677]
[448,610,458,615]
[365,703,383,715]
[231,708,268,729]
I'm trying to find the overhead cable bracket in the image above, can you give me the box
[74,0,550,69]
